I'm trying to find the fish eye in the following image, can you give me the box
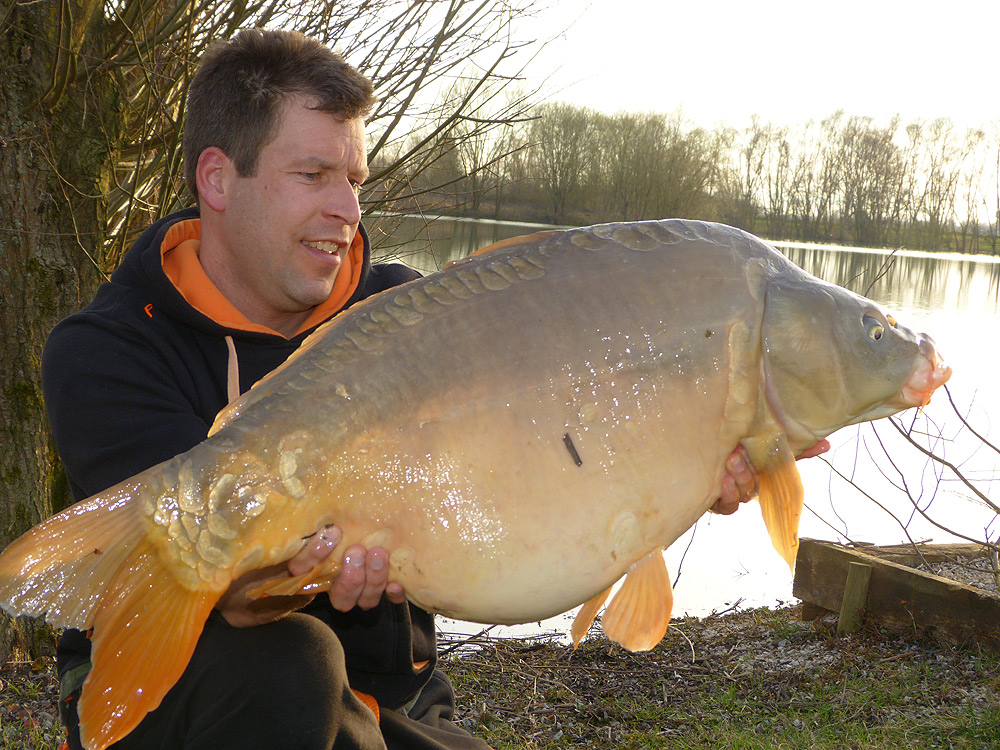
[863,315,884,342]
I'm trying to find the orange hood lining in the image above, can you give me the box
[159,219,365,338]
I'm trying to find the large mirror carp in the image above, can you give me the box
[0,220,950,749]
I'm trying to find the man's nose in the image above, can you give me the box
[323,180,362,225]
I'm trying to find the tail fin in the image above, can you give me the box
[77,541,215,750]
[0,478,217,750]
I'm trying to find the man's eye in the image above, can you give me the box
[300,172,320,180]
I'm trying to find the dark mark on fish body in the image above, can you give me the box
[563,433,583,467]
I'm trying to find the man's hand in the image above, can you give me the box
[327,543,406,612]
[216,525,405,627]
[711,439,831,515]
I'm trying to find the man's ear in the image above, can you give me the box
[196,147,231,213]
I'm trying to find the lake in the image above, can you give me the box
[368,214,1000,639]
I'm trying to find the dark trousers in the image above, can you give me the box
[63,613,489,750]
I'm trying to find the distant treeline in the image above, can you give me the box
[371,102,1000,253]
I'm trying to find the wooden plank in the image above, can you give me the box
[856,542,990,566]
[837,562,872,635]
[793,538,1000,651]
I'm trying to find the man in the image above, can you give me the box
[43,28,818,750]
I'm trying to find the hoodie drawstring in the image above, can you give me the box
[224,335,240,404]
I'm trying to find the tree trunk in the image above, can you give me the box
[0,3,119,660]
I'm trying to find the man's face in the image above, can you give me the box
[214,100,368,334]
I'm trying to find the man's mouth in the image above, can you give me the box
[304,240,342,256]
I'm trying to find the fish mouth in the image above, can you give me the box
[895,337,952,409]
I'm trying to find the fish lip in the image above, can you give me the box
[893,338,951,409]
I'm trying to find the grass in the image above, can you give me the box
[441,606,1000,749]
[0,657,62,749]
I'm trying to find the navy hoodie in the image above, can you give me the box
[43,206,438,711]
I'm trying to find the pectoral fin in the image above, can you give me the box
[571,586,612,648]
[752,435,804,569]
[248,561,342,598]
[600,549,673,652]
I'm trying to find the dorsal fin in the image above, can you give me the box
[445,230,556,267]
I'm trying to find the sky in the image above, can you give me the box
[525,0,1000,131]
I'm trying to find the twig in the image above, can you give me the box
[668,624,696,663]
[944,384,1000,458]
[438,624,499,656]
[888,418,1000,514]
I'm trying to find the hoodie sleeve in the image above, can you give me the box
[42,308,220,501]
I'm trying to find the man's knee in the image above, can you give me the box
[196,612,349,707]
[171,613,386,749]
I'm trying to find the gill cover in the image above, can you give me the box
[760,274,922,446]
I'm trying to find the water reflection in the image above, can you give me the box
[781,246,1000,317]
[368,214,557,274]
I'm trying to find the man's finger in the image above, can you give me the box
[712,475,740,515]
[355,548,389,610]
[725,446,758,501]
[385,581,406,604]
[288,525,342,577]
[329,544,367,612]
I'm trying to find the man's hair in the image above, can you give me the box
[183,28,376,198]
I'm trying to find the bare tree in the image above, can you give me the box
[762,125,792,238]
[594,111,666,220]
[587,110,714,222]
[812,112,845,241]
[836,116,908,247]
[956,128,986,253]
[990,122,1000,253]
[787,118,840,242]
[651,116,715,220]
[897,121,926,246]
[439,76,535,216]
[528,102,594,224]
[711,116,770,232]
[915,119,963,251]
